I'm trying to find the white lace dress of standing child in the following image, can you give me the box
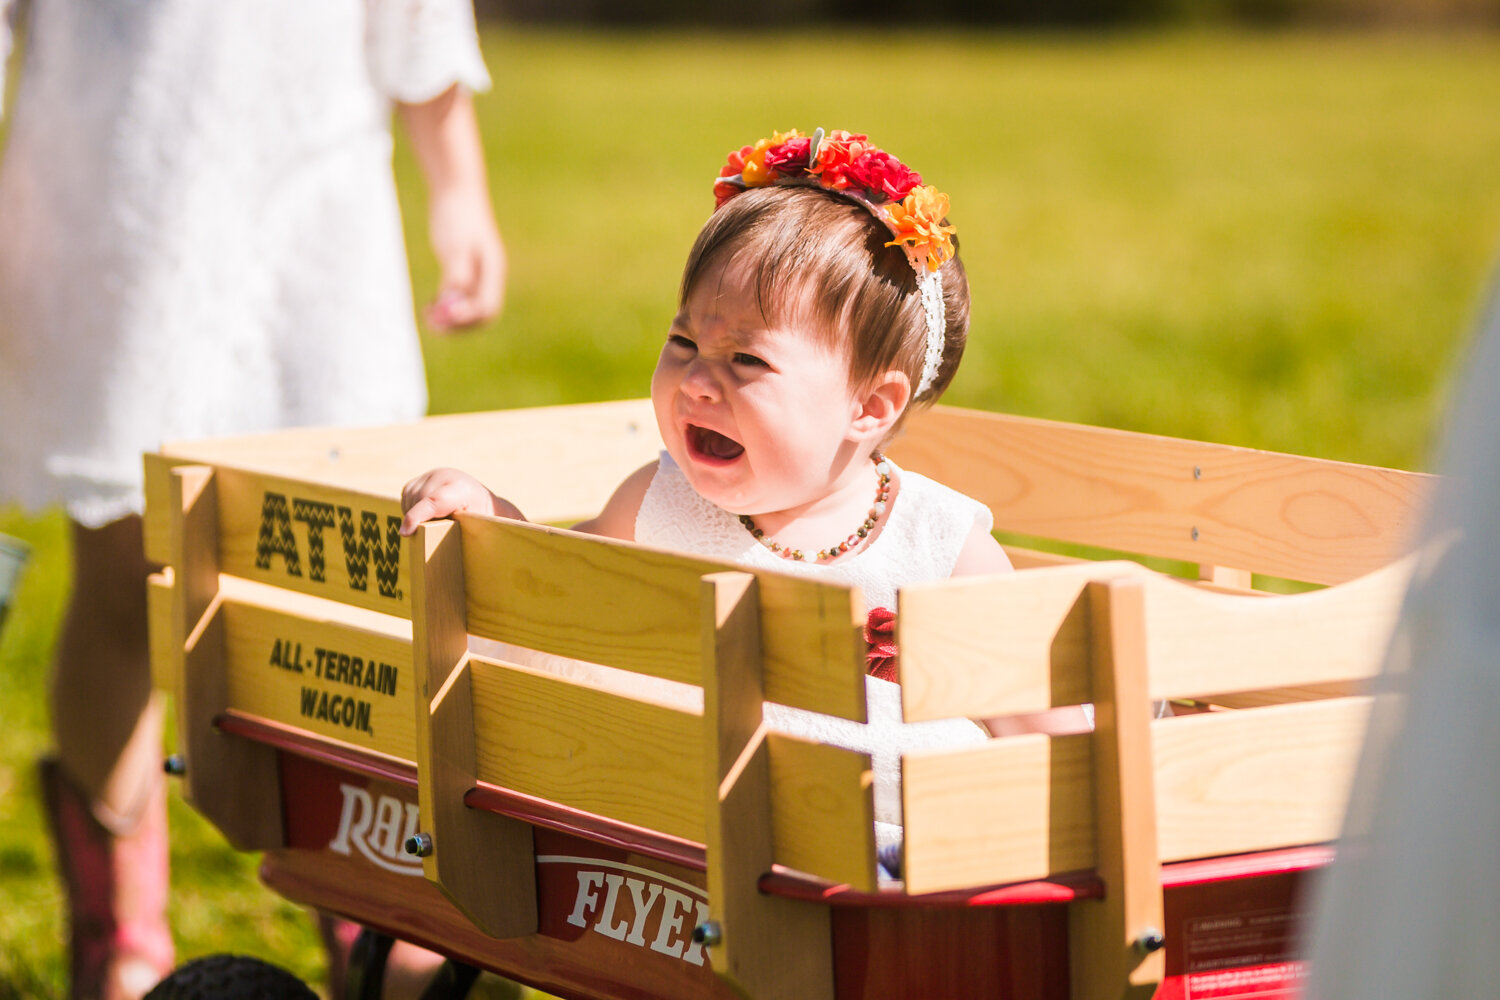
[0,0,489,526]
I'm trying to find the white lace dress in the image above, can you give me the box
[0,0,489,526]
[638,451,995,848]
[636,451,994,610]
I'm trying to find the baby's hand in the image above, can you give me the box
[399,468,522,536]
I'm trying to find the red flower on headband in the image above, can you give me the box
[763,136,812,175]
[840,150,923,203]
[714,146,753,207]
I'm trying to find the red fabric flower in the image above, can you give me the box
[763,136,812,176]
[840,151,922,203]
[714,147,753,207]
[865,606,899,683]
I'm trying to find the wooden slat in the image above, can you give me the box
[900,554,1410,723]
[898,561,1151,723]
[1198,564,1253,590]
[410,521,537,938]
[147,571,175,692]
[468,654,706,842]
[219,599,414,763]
[465,649,875,888]
[1070,579,1164,1000]
[901,732,1095,894]
[170,466,283,851]
[701,572,835,1000]
[1153,696,1371,862]
[151,399,662,530]
[460,515,867,721]
[1141,556,1414,702]
[904,699,1373,895]
[143,453,190,566]
[893,406,1431,585]
[1003,546,1086,571]
[757,572,867,721]
[766,734,876,892]
[204,467,411,618]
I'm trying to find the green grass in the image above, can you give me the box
[5,25,1500,997]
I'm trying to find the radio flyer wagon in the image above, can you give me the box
[141,399,1430,1000]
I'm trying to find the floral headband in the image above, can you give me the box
[712,128,955,399]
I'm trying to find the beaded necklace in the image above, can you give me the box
[739,456,893,562]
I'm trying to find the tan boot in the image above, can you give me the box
[40,757,175,1000]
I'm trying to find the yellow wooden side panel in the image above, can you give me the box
[218,595,415,763]
[905,697,1368,892]
[468,654,706,842]
[143,453,189,566]
[893,406,1431,585]
[460,517,867,721]
[205,467,410,619]
[1154,696,1371,862]
[901,733,1095,895]
[465,654,876,886]
[1141,559,1413,702]
[767,733,876,893]
[897,561,1150,723]
[150,399,661,531]
[900,556,1409,722]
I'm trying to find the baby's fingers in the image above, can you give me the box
[399,492,452,536]
[400,470,473,536]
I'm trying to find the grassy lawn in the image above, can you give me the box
[4,26,1500,997]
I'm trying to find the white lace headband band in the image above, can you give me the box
[915,270,946,399]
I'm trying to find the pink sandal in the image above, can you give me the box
[40,757,175,1000]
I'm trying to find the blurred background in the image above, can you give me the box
[3,2,1500,996]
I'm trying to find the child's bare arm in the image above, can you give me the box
[951,520,1014,577]
[570,462,657,541]
[399,467,523,536]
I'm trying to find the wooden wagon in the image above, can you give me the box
[142,399,1430,999]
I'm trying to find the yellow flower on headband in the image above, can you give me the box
[885,185,956,272]
[740,129,803,187]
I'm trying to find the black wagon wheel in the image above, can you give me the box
[143,954,318,1000]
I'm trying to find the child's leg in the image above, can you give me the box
[44,515,174,1000]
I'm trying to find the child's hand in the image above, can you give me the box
[399,468,522,536]
[425,191,505,331]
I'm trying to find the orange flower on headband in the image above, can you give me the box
[712,128,956,272]
[885,186,957,272]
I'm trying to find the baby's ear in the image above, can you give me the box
[849,370,911,442]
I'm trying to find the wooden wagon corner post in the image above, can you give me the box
[165,463,285,850]
[406,518,538,940]
[1071,577,1165,1000]
[700,570,836,1000]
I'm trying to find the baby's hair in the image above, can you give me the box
[680,185,970,417]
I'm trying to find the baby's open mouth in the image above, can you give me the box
[687,425,745,461]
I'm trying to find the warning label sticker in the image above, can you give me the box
[1182,909,1303,999]
[1183,961,1305,999]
